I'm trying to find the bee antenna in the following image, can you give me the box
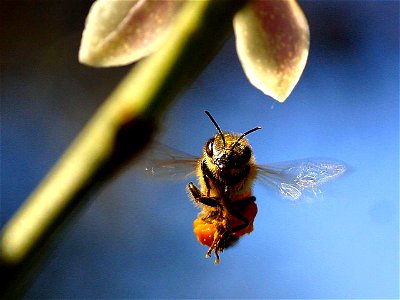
[205,111,226,146]
[231,126,262,150]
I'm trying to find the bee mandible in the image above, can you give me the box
[145,111,346,264]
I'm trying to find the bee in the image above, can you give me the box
[145,111,346,264]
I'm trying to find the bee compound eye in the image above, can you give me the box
[205,138,214,157]
[239,146,252,164]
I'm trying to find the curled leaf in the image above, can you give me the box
[233,0,309,102]
[79,0,184,67]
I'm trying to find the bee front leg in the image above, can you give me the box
[201,159,219,198]
[187,182,221,208]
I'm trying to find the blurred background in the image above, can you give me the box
[1,1,398,298]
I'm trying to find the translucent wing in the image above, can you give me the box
[141,142,198,179]
[256,159,346,201]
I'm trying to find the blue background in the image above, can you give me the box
[1,1,398,298]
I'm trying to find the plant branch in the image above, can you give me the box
[0,0,247,298]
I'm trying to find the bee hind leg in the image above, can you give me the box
[206,234,222,264]
[217,196,256,250]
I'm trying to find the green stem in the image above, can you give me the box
[0,0,247,297]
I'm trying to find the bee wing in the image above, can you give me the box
[141,142,198,180]
[256,159,346,201]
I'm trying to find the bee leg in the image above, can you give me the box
[188,181,223,263]
[217,196,256,250]
[205,248,220,264]
[187,182,202,199]
[201,159,215,197]
[206,234,221,264]
[217,223,248,254]
[187,182,221,208]
[213,249,220,264]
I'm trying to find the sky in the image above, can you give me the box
[1,1,399,298]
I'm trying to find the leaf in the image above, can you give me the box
[233,0,310,102]
[79,0,184,67]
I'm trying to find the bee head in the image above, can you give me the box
[204,111,261,170]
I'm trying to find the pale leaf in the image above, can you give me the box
[233,0,310,102]
[79,0,184,67]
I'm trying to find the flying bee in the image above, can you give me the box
[144,111,346,264]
